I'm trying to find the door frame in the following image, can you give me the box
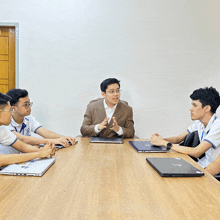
[0,22,19,88]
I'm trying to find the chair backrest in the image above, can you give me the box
[214,173,220,180]
[180,131,205,161]
[180,131,200,147]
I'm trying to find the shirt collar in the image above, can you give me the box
[203,114,217,132]
[10,116,27,127]
[103,99,117,111]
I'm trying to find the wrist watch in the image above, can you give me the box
[166,142,172,151]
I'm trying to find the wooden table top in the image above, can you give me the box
[0,138,220,220]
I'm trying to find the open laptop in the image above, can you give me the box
[0,158,55,177]
[129,141,168,152]
[90,137,123,144]
[146,157,204,177]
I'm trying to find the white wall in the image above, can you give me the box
[1,0,220,138]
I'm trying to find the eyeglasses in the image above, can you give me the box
[1,108,14,113]
[23,102,33,109]
[106,89,122,94]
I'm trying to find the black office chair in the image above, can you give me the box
[180,131,205,162]
[214,173,220,181]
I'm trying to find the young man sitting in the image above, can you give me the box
[0,92,55,167]
[6,89,76,148]
[151,87,220,172]
[80,78,135,138]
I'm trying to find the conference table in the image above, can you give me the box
[0,137,220,220]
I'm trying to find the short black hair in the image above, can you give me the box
[6,89,29,106]
[0,92,11,109]
[190,87,220,114]
[100,78,120,93]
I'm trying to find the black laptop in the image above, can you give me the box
[146,157,204,177]
[90,137,123,144]
[129,141,168,152]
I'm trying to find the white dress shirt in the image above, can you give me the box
[94,99,123,136]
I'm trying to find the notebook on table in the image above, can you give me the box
[0,158,55,177]
[90,137,123,144]
[129,141,168,152]
[146,157,204,177]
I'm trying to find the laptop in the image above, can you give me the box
[90,137,123,144]
[38,140,78,150]
[129,141,168,152]
[146,157,204,177]
[55,140,78,149]
[0,158,55,177]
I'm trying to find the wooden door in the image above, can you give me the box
[0,26,15,94]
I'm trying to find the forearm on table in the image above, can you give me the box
[164,136,184,144]
[13,131,43,145]
[164,131,189,144]
[206,159,220,176]
[170,144,201,157]
[168,140,211,158]
[0,151,42,167]
[37,127,62,139]
[17,134,48,145]
[12,139,40,153]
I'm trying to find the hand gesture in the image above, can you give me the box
[98,117,109,131]
[110,117,119,132]
[39,143,55,158]
[60,136,76,147]
[48,136,76,148]
[150,133,164,146]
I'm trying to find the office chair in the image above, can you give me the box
[180,131,205,162]
[214,173,220,181]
